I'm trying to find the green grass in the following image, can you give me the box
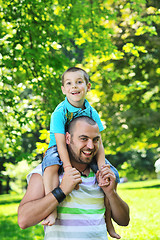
[109,179,160,240]
[0,194,44,240]
[0,179,159,240]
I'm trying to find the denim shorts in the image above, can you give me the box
[42,146,63,174]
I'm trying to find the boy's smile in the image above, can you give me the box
[71,90,80,95]
[61,70,91,109]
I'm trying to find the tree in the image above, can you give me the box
[0,0,159,191]
[84,0,160,155]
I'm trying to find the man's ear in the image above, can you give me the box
[66,132,71,144]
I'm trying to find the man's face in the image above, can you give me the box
[66,120,101,165]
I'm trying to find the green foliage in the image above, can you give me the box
[36,129,50,154]
[0,0,160,189]
[2,160,40,193]
[108,149,158,181]
[86,0,160,154]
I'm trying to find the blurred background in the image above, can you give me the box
[0,0,160,239]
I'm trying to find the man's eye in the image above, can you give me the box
[81,138,87,141]
[94,138,99,143]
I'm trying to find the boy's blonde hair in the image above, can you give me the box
[62,67,90,86]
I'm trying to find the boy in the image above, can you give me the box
[42,67,120,239]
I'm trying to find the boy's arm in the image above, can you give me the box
[96,138,111,186]
[96,137,106,169]
[55,133,72,169]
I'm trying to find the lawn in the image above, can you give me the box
[0,179,159,240]
[109,179,160,240]
[0,194,44,240]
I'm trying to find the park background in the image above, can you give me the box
[0,0,160,239]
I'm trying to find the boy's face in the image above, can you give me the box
[61,70,91,108]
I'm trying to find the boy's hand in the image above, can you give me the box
[97,164,117,195]
[96,164,116,189]
[97,172,110,187]
[96,164,110,187]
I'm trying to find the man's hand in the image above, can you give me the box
[60,168,82,195]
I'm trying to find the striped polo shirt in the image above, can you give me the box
[44,170,108,240]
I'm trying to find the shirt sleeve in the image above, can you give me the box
[50,110,66,137]
[27,164,42,184]
[91,108,104,132]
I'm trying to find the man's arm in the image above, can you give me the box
[99,165,130,226]
[18,173,59,229]
[18,169,82,229]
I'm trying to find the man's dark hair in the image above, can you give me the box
[68,116,97,135]
[62,67,90,86]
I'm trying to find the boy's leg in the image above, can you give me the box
[104,196,121,239]
[41,146,62,225]
[43,164,59,194]
[42,165,59,226]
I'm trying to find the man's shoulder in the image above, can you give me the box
[27,164,42,184]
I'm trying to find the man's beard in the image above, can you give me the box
[68,145,86,164]
[68,140,95,165]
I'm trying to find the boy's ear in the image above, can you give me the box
[66,132,71,144]
[87,82,91,92]
[61,86,66,95]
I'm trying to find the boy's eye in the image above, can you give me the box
[66,82,71,85]
[78,80,83,84]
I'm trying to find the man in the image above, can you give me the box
[18,116,130,239]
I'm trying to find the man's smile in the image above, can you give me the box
[81,150,94,157]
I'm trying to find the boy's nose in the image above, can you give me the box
[72,83,77,88]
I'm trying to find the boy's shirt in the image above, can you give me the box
[49,97,104,148]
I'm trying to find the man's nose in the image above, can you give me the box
[86,139,94,149]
